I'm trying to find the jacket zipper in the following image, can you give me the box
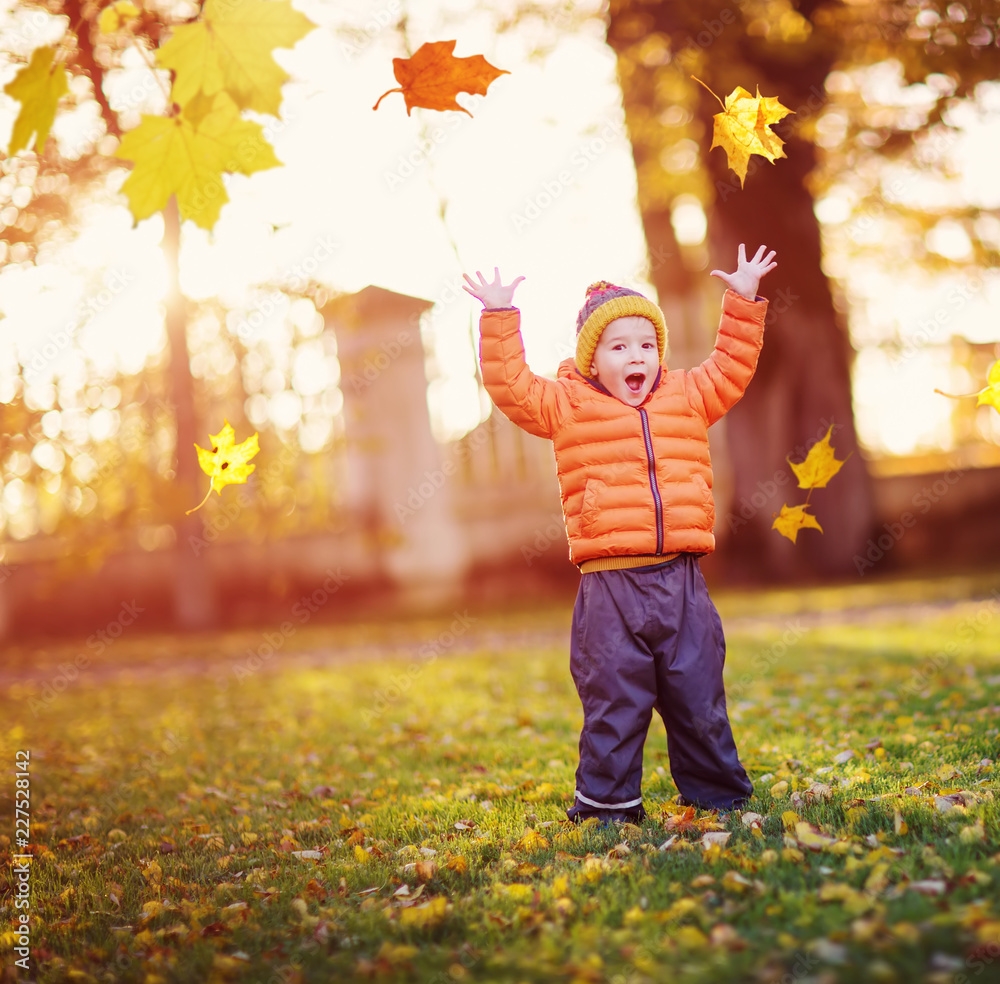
[638,407,664,554]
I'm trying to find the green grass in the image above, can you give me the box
[3,584,1000,983]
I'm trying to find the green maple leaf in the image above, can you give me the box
[155,0,315,116]
[4,46,69,157]
[113,92,280,229]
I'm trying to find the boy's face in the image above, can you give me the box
[590,316,660,407]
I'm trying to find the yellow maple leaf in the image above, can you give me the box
[513,828,549,853]
[794,821,837,850]
[771,503,823,543]
[976,360,1000,413]
[3,46,69,157]
[187,419,260,514]
[99,0,140,35]
[114,93,280,229]
[156,0,315,116]
[787,425,848,489]
[445,854,468,874]
[694,77,793,188]
[397,896,448,929]
[141,859,163,885]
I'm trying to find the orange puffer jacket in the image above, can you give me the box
[478,289,768,567]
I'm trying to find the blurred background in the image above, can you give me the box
[1,0,999,640]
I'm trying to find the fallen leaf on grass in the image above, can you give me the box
[376,941,419,965]
[445,854,468,874]
[795,821,838,850]
[514,829,549,852]
[909,879,948,896]
[397,897,449,928]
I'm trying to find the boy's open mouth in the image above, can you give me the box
[626,372,646,393]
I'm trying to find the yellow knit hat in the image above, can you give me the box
[574,281,667,378]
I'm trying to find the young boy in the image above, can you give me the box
[463,244,776,823]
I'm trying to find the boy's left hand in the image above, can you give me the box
[711,244,777,301]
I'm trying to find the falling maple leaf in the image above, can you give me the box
[692,77,792,188]
[935,359,1000,415]
[772,503,823,543]
[373,40,508,116]
[187,420,259,514]
[772,425,848,543]
[155,0,315,116]
[977,360,1000,412]
[114,93,280,228]
[787,425,849,489]
[3,46,69,157]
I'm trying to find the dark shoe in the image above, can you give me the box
[567,802,647,825]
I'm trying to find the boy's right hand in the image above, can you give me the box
[462,267,525,309]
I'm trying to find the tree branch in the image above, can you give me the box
[63,0,122,139]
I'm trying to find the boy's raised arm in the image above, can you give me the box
[465,269,570,440]
[686,245,776,425]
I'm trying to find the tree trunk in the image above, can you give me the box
[164,196,216,627]
[607,0,877,581]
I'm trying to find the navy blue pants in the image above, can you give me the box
[566,553,753,821]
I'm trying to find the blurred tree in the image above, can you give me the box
[0,0,337,630]
[606,0,1000,579]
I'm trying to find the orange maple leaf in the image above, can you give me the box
[373,40,508,116]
